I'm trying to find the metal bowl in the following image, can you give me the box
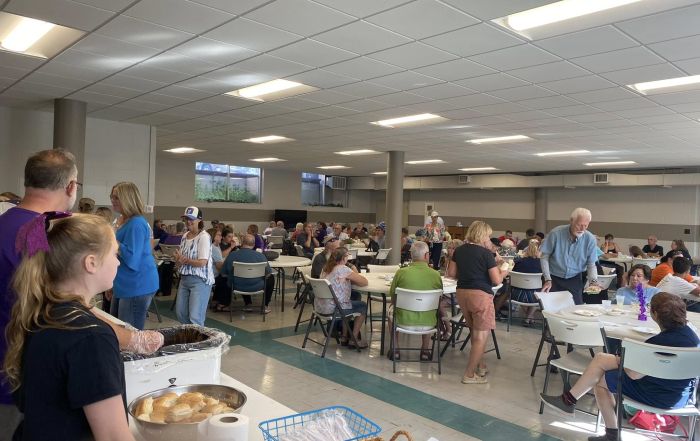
[128,384,246,441]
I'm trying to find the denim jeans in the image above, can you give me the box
[176,275,212,326]
[110,292,155,330]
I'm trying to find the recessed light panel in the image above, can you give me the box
[335,149,380,156]
[164,147,205,154]
[226,79,317,102]
[628,75,700,95]
[371,113,446,128]
[536,150,590,157]
[458,167,499,172]
[405,159,444,165]
[584,161,636,166]
[0,12,84,58]
[317,165,350,169]
[467,135,531,144]
[250,157,286,162]
[241,135,294,144]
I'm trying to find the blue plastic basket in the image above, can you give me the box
[258,406,381,441]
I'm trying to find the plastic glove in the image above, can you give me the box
[126,330,164,354]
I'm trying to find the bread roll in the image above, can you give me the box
[137,414,150,422]
[166,403,193,423]
[204,396,219,406]
[202,403,225,414]
[150,408,167,424]
[178,392,204,402]
[135,397,153,417]
[153,393,178,408]
[186,413,210,423]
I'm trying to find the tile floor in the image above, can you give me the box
[145,284,676,441]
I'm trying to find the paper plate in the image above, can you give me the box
[606,310,625,316]
[573,309,602,317]
[632,326,656,335]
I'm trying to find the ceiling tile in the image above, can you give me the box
[66,90,126,106]
[285,69,359,88]
[649,35,700,62]
[189,0,270,14]
[171,37,258,66]
[307,0,409,19]
[489,85,556,101]
[423,23,523,57]
[141,51,220,75]
[269,40,358,68]
[73,0,133,12]
[332,82,398,98]
[124,0,235,34]
[440,0,552,20]
[414,58,496,82]
[99,73,168,93]
[366,0,478,39]
[72,34,161,62]
[335,99,392,112]
[368,42,458,69]
[120,64,191,84]
[5,0,113,31]
[298,89,358,105]
[95,15,194,50]
[517,95,580,109]
[0,52,45,70]
[601,63,687,86]
[324,57,403,80]
[441,93,505,109]
[507,61,589,83]
[366,91,431,106]
[0,65,32,80]
[368,71,443,90]
[36,60,111,83]
[52,49,134,73]
[232,54,312,78]
[571,47,667,74]
[469,44,560,71]
[674,57,700,75]
[540,75,616,94]
[568,87,639,104]
[82,82,143,99]
[617,3,700,44]
[205,18,302,53]
[314,21,411,54]
[455,73,529,92]
[156,85,216,100]
[410,83,474,100]
[534,26,638,59]
[245,0,354,36]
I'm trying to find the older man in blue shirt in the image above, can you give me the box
[540,207,599,305]
[222,233,274,314]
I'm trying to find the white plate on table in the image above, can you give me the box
[573,309,602,317]
[606,309,625,316]
[632,326,656,335]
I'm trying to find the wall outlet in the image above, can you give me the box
[145,205,154,213]
[684,228,691,234]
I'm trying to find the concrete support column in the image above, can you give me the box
[53,98,87,191]
[535,188,547,234]
[385,151,405,264]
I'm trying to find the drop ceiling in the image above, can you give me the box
[1,0,700,176]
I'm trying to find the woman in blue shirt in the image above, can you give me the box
[511,240,543,326]
[615,264,659,305]
[541,293,700,441]
[110,182,159,329]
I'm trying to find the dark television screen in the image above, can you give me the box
[274,209,307,228]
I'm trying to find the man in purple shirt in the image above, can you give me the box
[0,149,78,438]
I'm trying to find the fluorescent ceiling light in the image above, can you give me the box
[317,165,350,169]
[467,135,531,144]
[335,149,380,156]
[241,135,294,144]
[458,167,499,172]
[536,150,590,157]
[1,16,54,52]
[250,157,286,162]
[226,79,317,102]
[372,171,387,175]
[628,74,700,95]
[584,161,636,166]
[405,159,444,165]
[371,113,446,128]
[502,0,643,32]
[164,147,205,154]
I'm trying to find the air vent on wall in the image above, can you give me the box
[457,175,471,184]
[593,173,609,184]
[326,175,347,190]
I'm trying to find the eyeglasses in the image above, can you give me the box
[70,180,83,189]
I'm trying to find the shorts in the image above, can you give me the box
[341,300,367,316]
[457,288,495,331]
[604,370,692,409]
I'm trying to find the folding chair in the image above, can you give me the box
[374,248,392,264]
[391,288,443,374]
[294,244,305,257]
[365,264,399,355]
[367,264,400,273]
[614,339,700,440]
[229,261,268,322]
[302,278,362,358]
[294,267,313,332]
[507,271,543,332]
[268,235,284,249]
[347,248,358,261]
[539,311,605,419]
[631,257,659,270]
[531,291,575,376]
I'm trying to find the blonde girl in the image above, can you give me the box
[4,213,135,441]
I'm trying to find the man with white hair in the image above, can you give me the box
[387,241,443,361]
[540,207,599,305]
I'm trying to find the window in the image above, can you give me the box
[301,172,347,207]
[195,162,261,203]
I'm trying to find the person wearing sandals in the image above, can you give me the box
[511,239,543,327]
[319,247,369,348]
[447,220,509,384]
[387,241,443,361]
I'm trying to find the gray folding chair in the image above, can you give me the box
[391,288,443,374]
[230,261,268,322]
[507,271,543,332]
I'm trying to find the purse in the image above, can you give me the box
[629,410,683,435]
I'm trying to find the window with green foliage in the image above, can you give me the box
[301,172,347,207]
[195,162,261,203]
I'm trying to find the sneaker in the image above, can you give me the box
[263,307,272,314]
[540,394,575,415]
[461,374,488,384]
[477,366,488,376]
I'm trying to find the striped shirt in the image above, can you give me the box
[178,230,215,285]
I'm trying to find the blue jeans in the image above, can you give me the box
[176,275,212,326]
[429,242,443,270]
[110,292,154,330]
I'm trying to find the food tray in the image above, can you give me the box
[258,406,381,441]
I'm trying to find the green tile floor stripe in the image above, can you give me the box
[155,300,559,441]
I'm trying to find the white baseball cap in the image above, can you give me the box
[430,211,439,217]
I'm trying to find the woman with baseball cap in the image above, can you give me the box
[174,206,214,326]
